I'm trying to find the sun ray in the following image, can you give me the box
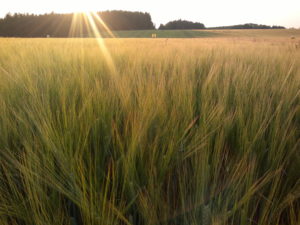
[82,13,93,37]
[91,12,116,38]
[69,13,79,37]
[84,12,116,73]
[66,12,117,73]
[78,14,84,38]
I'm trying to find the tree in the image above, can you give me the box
[159,20,205,30]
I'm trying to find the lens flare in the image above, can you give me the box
[85,12,116,73]
[91,12,116,38]
[68,12,116,73]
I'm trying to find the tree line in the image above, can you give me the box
[209,23,285,29]
[0,11,155,37]
[0,11,286,37]
[159,21,285,30]
[159,20,205,30]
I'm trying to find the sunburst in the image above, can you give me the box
[68,11,116,73]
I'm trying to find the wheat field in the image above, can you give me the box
[0,36,299,225]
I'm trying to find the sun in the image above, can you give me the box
[61,2,117,73]
[68,11,116,73]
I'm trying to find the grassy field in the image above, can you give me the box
[97,29,300,38]
[0,34,299,225]
[99,30,220,38]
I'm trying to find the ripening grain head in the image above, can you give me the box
[0,37,299,225]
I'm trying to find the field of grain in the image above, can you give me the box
[0,35,299,225]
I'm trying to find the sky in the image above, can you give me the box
[0,0,300,28]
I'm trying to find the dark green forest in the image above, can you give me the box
[209,23,285,29]
[0,11,286,37]
[0,11,155,37]
[159,20,205,30]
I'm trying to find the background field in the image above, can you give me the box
[0,32,299,225]
[100,30,219,38]
[99,29,300,38]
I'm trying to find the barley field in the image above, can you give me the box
[0,34,299,225]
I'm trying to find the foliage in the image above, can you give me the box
[0,11,155,37]
[159,19,205,30]
[210,23,285,29]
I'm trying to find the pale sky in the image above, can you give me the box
[1,0,300,28]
